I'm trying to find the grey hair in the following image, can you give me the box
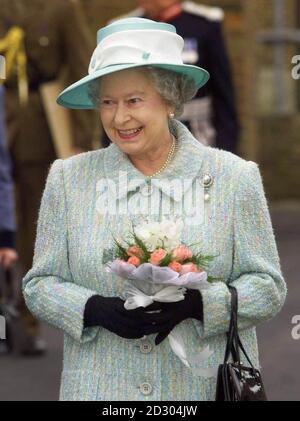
[88,66,198,117]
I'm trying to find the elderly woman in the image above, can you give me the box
[23,18,286,401]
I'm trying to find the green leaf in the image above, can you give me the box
[110,233,128,260]
[207,275,223,283]
[184,241,203,249]
[130,226,151,262]
[159,253,173,267]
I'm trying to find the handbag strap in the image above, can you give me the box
[224,286,255,369]
[230,286,242,364]
[223,287,236,363]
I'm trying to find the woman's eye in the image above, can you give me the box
[129,98,141,104]
[101,100,114,106]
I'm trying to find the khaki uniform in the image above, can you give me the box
[0,0,95,337]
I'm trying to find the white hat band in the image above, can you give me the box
[88,30,184,75]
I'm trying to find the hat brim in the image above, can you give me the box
[56,63,210,109]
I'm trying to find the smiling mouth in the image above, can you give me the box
[117,127,143,135]
[117,126,143,140]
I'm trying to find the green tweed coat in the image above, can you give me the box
[22,120,287,401]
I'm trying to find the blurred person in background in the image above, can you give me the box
[0,0,95,356]
[0,85,18,271]
[0,85,18,356]
[102,0,239,154]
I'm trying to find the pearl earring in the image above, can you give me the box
[169,112,175,119]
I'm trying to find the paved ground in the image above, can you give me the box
[0,204,299,401]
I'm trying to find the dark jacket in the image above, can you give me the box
[0,86,15,248]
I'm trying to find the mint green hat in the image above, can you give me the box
[57,17,210,109]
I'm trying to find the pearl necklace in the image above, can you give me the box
[146,135,177,179]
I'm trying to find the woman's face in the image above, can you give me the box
[99,68,172,157]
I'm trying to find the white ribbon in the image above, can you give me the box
[168,331,218,377]
[168,330,191,368]
[124,284,186,310]
[123,284,218,377]
[107,260,217,376]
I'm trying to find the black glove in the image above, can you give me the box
[83,295,168,339]
[154,289,204,346]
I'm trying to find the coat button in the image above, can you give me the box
[202,174,214,187]
[139,382,153,396]
[204,193,210,202]
[140,341,152,354]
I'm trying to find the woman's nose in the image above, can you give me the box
[113,103,130,125]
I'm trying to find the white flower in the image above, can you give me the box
[134,217,184,251]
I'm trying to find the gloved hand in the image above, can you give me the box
[153,289,204,346]
[83,294,168,339]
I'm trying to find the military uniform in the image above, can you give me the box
[104,1,239,153]
[0,0,95,345]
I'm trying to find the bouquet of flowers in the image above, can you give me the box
[103,218,219,373]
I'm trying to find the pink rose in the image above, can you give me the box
[180,262,199,274]
[127,256,141,267]
[168,261,182,273]
[127,245,144,259]
[171,245,193,262]
[150,248,167,266]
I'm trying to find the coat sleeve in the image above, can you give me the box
[22,159,99,343]
[195,161,287,340]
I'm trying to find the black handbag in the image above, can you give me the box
[215,285,267,401]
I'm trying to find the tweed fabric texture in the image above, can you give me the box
[23,120,287,401]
